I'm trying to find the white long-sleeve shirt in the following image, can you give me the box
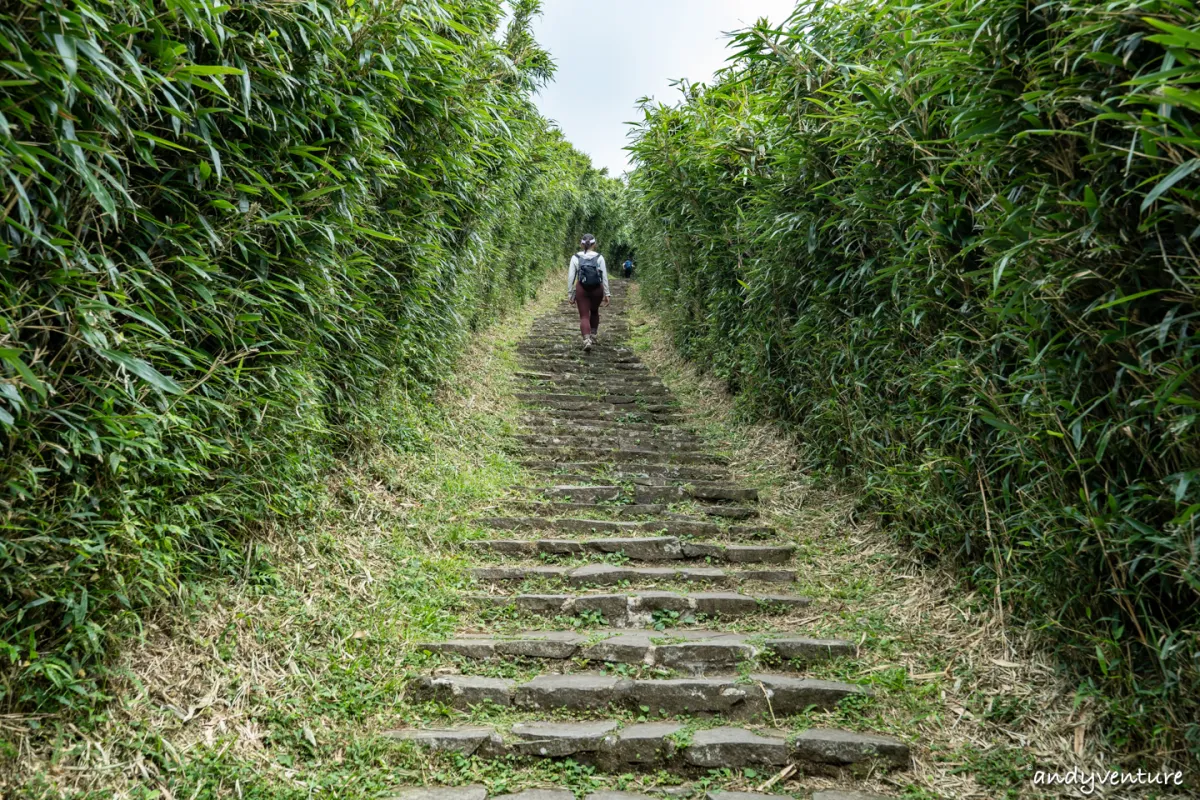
[567,251,611,298]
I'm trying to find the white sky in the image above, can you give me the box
[531,0,799,177]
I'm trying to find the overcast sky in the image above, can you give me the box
[531,0,799,177]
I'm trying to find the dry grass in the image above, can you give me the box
[624,283,1146,799]
[2,276,1182,799]
[1,278,565,799]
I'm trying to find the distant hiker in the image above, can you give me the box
[567,233,610,351]
[623,258,634,279]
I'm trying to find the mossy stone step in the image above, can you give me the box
[471,537,794,564]
[515,435,705,453]
[522,461,727,481]
[521,447,725,467]
[475,516,774,539]
[470,565,798,587]
[465,591,809,626]
[634,484,758,503]
[410,672,865,716]
[519,416,683,433]
[386,723,910,771]
[417,629,854,671]
[512,501,759,521]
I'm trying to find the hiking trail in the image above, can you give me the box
[387,280,908,800]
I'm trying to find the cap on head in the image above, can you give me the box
[580,234,596,249]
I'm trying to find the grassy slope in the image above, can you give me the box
[2,279,1153,799]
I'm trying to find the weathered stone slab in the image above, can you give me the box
[811,792,893,800]
[472,566,569,583]
[493,792,575,800]
[629,591,692,614]
[586,793,658,800]
[676,568,728,583]
[568,564,639,586]
[750,675,867,711]
[542,485,622,502]
[511,720,618,757]
[690,593,759,616]
[536,539,588,555]
[384,727,496,755]
[631,678,751,714]
[412,676,515,708]
[765,637,855,662]
[556,518,641,533]
[513,594,571,614]
[684,727,789,767]
[606,722,683,764]
[580,632,654,664]
[420,638,496,659]
[390,787,488,800]
[474,539,537,556]
[590,536,683,561]
[791,728,910,767]
[514,673,634,710]
[573,594,628,620]
[655,640,755,673]
[706,792,791,800]
[495,631,584,659]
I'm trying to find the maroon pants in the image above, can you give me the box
[575,282,605,337]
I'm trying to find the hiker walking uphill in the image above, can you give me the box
[567,233,611,351]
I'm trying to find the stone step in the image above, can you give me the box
[467,590,810,626]
[515,390,674,403]
[519,397,679,413]
[471,537,793,564]
[512,501,759,521]
[514,435,705,452]
[516,392,655,405]
[635,483,759,504]
[470,565,798,586]
[472,537,792,563]
[386,723,910,771]
[516,346,638,359]
[521,363,651,374]
[522,461,728,481]
[530,408,684,424]
[417,629,854,672]
[519,424,701,444]
[410,672,866,716]
[524,485,622,503]
[518,377,669,391]
[520,447,725,467]
[518,422,701,440]
[520,416,686,434]
[476,516,773,538]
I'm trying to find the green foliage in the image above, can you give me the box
[0,0,603,712]
[629,0,1200,761]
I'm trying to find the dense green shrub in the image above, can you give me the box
[629,0,1200,760]
[0,0,607,712]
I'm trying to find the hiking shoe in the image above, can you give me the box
[582,335,593,352]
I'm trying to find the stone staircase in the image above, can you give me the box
[387,281,910,799]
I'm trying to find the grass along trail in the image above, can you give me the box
[4,278,1134,799]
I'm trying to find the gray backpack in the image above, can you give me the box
[577,252,603,288]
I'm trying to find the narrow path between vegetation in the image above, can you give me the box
[10,278,1096,799]
[390,278,908,800]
